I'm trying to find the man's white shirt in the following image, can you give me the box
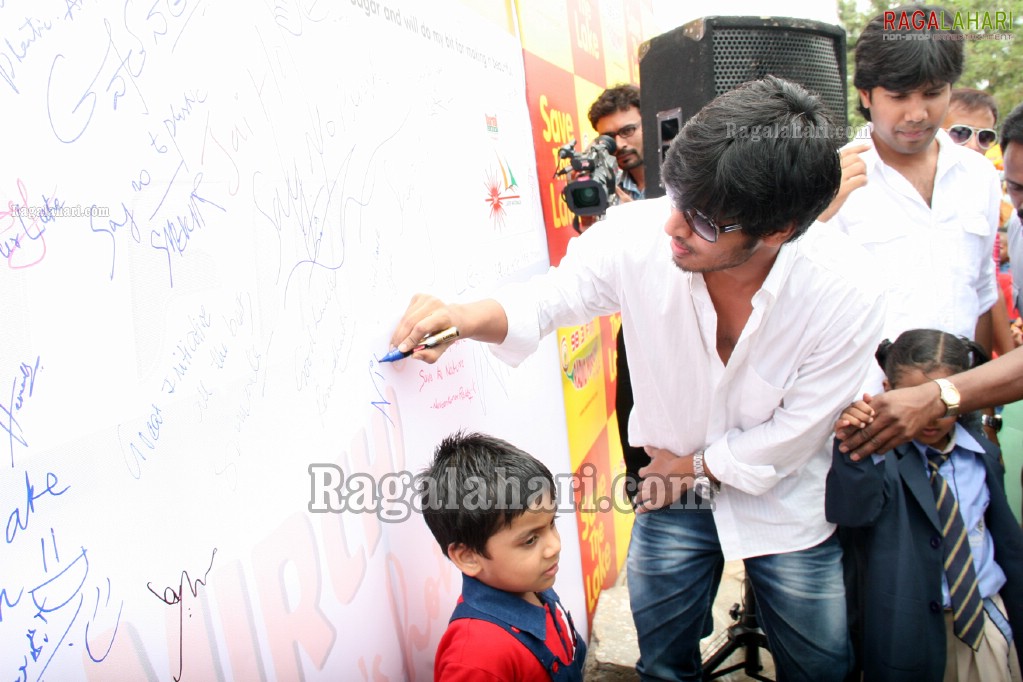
[1008,211,1022,315]
[489,196,885,560]
[826,126,1000,346]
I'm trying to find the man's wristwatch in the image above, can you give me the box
[982,413,1003,432]
[692,450,717,500]
[933,378,961,418]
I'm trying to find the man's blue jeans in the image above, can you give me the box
[626,505,852,681]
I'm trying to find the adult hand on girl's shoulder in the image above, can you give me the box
[836,384,942,460]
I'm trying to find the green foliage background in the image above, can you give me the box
[837,0,1023,129]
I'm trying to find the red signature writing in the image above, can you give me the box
[1,179,48,269]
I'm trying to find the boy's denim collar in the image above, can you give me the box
[460,573,556,642]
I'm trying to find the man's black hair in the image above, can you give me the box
[1001,102,1023,153]
[854,4,964,121]
[588,83,640,129]
[950,87,999,124]
[418,430,555,559]
[661,75,843,242]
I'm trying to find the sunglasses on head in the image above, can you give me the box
[947,124,998,150]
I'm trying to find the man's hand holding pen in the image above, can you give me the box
[386,295,459,364]
[385,295,509,364]
[381,326,460,363]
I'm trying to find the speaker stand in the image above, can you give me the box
[701,576,773,681]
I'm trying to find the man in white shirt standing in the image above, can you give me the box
[836,98,1023,455]
[1004,104,1023,319]
[820,4,1001,366]
[389,76,884,681]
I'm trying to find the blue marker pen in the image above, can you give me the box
[380,326,460,363]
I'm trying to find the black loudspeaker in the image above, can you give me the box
[638,16,847,199]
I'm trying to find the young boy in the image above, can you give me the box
[420,431,586,680]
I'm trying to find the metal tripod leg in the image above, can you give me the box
[701,577,773,681]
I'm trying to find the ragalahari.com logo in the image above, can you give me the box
[306,463,714,521]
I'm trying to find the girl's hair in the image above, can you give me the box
[875,329,989,385]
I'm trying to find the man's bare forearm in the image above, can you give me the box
[952,344,1023,412]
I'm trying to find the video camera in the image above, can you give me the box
[554,134,620,231]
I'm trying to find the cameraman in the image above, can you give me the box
[584,83,649,505]
[570,84,647,235]
[587,83,646,203]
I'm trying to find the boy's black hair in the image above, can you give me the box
[661,75,843,243]
[587,83,640,129]
[875,329,989,387]
[854,5,964,121]
[419,430,556,559]
[1001,102,1023,153]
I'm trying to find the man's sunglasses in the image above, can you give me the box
[681,206,743,243]
[947,124,998,150]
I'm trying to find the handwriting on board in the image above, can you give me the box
[0,0,571,679]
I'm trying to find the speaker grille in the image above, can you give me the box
[711,28,846,126]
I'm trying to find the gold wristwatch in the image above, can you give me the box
[933,378,960,418]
